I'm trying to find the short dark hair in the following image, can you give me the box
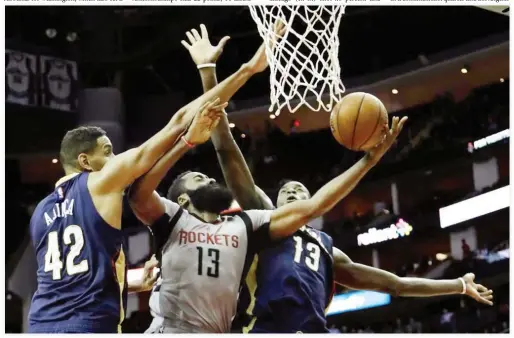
[278,179,294,191]
[167,171,192,202]
[59,126,106,169]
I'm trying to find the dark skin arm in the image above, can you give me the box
[130,24,277,224]
[181,24,280,210]
[332,247,494,305]
[265,117,407,240]
[129,100,227,225]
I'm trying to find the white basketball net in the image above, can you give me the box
[248,5,346,114]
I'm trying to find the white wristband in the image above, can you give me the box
[458,277,466,294]
[197,63,216,70]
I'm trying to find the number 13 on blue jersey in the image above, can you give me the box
[293,236,321,271]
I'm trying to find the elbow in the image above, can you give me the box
[306,200,324,220]
[166,108,189,134]
[391,278,406,297]
[128,180,146,206]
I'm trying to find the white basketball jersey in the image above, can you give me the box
[145,278,164,333]
[159,198,272,333]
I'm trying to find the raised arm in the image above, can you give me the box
[89,105,191,195]
[178,30,273,138]
[129,100,228,225]
[332,247,494,305]
[267,116,407,239]
[181,24,280,210]
[95,32,271,195]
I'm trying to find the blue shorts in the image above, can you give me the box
[28,321,118,333]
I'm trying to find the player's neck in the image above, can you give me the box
[55,172,80,187]
[189,207,221,223]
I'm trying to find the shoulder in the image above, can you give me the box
[318,230,333,243]
[244,209,274,230]
[158,197,189,219]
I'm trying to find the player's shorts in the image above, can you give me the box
[28,322,117,333]
[145,317,164,333]
[158,318,212,333]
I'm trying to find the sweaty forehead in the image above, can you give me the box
[281,181,307,191]
[182,171,208,182]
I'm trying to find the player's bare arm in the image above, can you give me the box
[130,100,228,225]
[89,107,191,196]
[181,24,281,210]
[267,116,407,239]
[177,26,278,136]
[91,29,274,201]
[332,247,494,305]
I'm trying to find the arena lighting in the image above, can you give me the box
[391,88,398,94]
[469,129,509,152]
[357,218,413,247]
[52,159,58,164]
[228,123,235,128]
[435,253,448,261]
[326,290,391,316]
[269,114,276,119]
[45,28,57,39]
[241,133,246,139]
[439,185,510,229]
[66,32,78,42]
[500,78,505,83]
[460,67,468,74]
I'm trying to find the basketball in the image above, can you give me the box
[329,92,389,151]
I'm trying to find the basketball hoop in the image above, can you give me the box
[248,5,346,114]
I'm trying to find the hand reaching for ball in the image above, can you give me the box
[184,98,228,145]
[367,116,408,164]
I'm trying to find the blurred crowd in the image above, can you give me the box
[6,80,509,268]
[327,237,510,334]
[246,81,509,194]
[329,283,509,334]
[5,80,509,333]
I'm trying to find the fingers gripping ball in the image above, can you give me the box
[330,92,389,151]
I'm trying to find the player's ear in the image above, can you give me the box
[177,193,190,208]
[77,153,93,171]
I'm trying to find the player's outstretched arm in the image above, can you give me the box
[91,33,271,196]
[130,100,228,225]
[267,117,407,239]
[181,24,280,210]
[332,248,494,305]
[89,108,190,195]
[177,29,277,139]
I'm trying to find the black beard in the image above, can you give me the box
[187,183,233,214]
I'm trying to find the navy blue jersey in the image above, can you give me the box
[233,226,335,333]
[28,173,128,333]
